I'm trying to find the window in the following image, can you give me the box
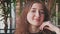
[0,0,16,34]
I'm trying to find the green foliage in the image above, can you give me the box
[56,0,60,3]
[20,0,24,3]
[52,11,56,16]
[58,11,60,23]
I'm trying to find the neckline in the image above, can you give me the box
[28,30,43,34]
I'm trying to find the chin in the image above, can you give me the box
[35,23,42,26]
[33,24,40,26]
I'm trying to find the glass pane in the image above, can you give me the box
[0,0,16,34]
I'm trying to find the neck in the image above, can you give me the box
[29,25,40,33]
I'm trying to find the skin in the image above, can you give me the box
[27,3,60,34]
[27,3,44,26]
[27,3,45,33]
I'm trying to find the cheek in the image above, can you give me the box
[27,13,34,21]
[40,15,45,24]
[41,15,44,20]
[27,13,34,19]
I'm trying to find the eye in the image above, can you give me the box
[40,12,44,14]
[39,10,44,14]
[31,10,36,13]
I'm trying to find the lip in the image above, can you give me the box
[34,19,40,22]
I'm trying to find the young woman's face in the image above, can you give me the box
[27,3,45,26]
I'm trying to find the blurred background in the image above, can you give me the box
[0,0,16,34]
[0,0,60,34]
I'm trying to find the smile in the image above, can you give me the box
[34,19,40,22]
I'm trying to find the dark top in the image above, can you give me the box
[28,29,56,34]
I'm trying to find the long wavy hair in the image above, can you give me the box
[15,1,50,34]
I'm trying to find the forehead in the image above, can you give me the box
[31,3,43,9]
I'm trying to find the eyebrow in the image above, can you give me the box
[32,8,44,10]
[32,8,36,9]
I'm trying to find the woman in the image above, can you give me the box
[15,1,60,34]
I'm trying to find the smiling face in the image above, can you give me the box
[27,3,45,26]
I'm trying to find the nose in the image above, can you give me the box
[35,11,40,18]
